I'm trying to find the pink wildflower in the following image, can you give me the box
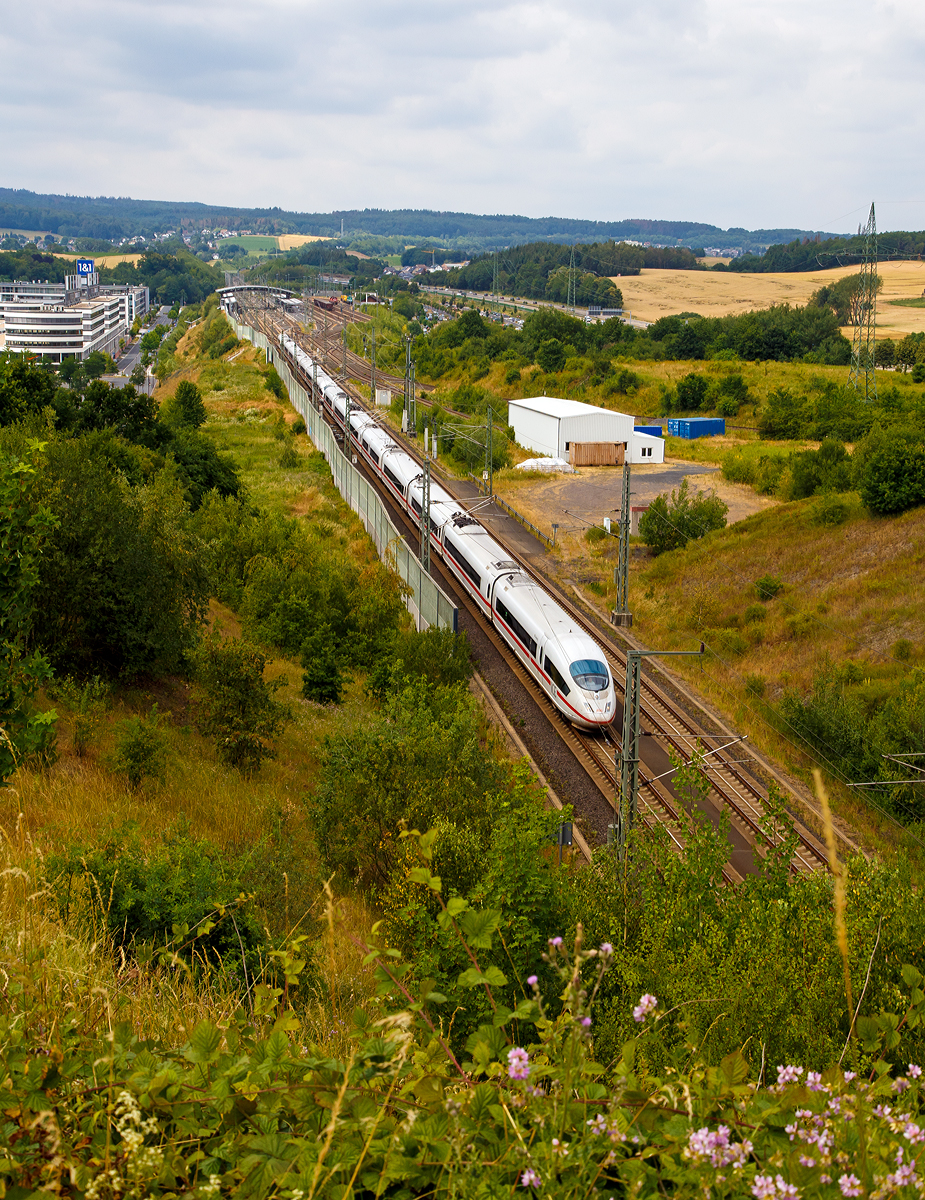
[838,1174,862,1197]
[507,1047,530,1081]
[633,993,657,1023]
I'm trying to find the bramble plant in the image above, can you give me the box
[5,827,925,1197]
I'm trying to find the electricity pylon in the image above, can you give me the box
[849,201,878,403]
[612,460,632,627]
[567,243,577,313]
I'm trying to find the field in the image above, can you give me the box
[277,233,330,251]
[612,259,925,337]
[53,251,143,267]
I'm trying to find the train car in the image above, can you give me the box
[379,446,421,514]
[493,576,614,728]
[441,515,516,619]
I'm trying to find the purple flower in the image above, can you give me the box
[599,942,613,957]
[905,1122,925,1146]
[548,936,563,948]
[580,1016,592,1029]
[751,1175,777,1199]
[508,1047,530,1081]
[838,1175,861,1198]
[527,975,538,988]
[843,1071,856,1083]
[521,1168,541,1189]
[909,1063,922,1079]
[633,993,657,1023]
[893,1076,910,1093]
[806,1071,824,1092]
[776,1064,804,1085]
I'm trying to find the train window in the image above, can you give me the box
[383,464,403,493]
[410,496,422,517]
[545,656,571,696]
[569,659,609,691]
[445,539,481,591]
[496,597,538,658]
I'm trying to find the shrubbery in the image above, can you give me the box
[639,477,728,554]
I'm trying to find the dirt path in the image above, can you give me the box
[495,460,777,559]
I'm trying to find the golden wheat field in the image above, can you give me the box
[52,251,143,267]
[612,259,925,337]
[277,234,331,251]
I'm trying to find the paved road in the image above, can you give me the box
[105,305,173,392]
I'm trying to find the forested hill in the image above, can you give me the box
[0,187,841,251]
[727,228,925,272]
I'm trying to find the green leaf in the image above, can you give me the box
[184,1020,222,1064]
[445,897,468,918]
[720,1050,750,1086]
[408,866,442,892]
[458,908,502,949]
[458,966,507,989]
[902,963,922,989]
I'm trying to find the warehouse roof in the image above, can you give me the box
[510,396,633,420]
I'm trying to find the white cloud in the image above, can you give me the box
[2,0,923,231]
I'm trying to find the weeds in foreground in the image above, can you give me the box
[3,826,925,1197]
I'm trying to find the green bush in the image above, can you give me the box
[291,416,306,436]
[110,704,167,788]
[52,675,109,757]
[857,434,925,515]
[754,573,784,600]
[300,623,344,705]
[893,638,914,662]
[811,492,851,526]
[745,672,766,697]
[638,477,728,554]
[310,682,506,891]
[743,603,766,623]
[195,637,290,776]
[46,821,272,982]
[366,626,473,701]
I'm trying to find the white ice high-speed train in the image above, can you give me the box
[279,334,616,731]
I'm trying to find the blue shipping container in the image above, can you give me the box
[666,417,726,439]
[634,424,663,437]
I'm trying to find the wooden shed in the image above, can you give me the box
[568,441,626,467]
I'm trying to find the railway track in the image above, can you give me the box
[243,301,830,879]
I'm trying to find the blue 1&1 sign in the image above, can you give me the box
[75,259,95,275]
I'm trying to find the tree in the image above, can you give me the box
[857,436,925,516]
[758,387,809,439]
[0,352,57,426]
[639,477,728,554]
[84,351,108,379]
[675,373,708,411]
[195,637,290,776]
[0,443,59,782]
[32,438,209,677]
[161,380,206,430]
[536,338,566,373]
[300,624,344,705]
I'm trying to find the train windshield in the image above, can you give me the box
[569,659,609,692]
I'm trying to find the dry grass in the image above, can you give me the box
[576,497,925,863]
[612,260,925,336]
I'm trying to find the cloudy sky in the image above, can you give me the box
[2,0,923,232]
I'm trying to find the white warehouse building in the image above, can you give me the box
[507,396,665,465]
